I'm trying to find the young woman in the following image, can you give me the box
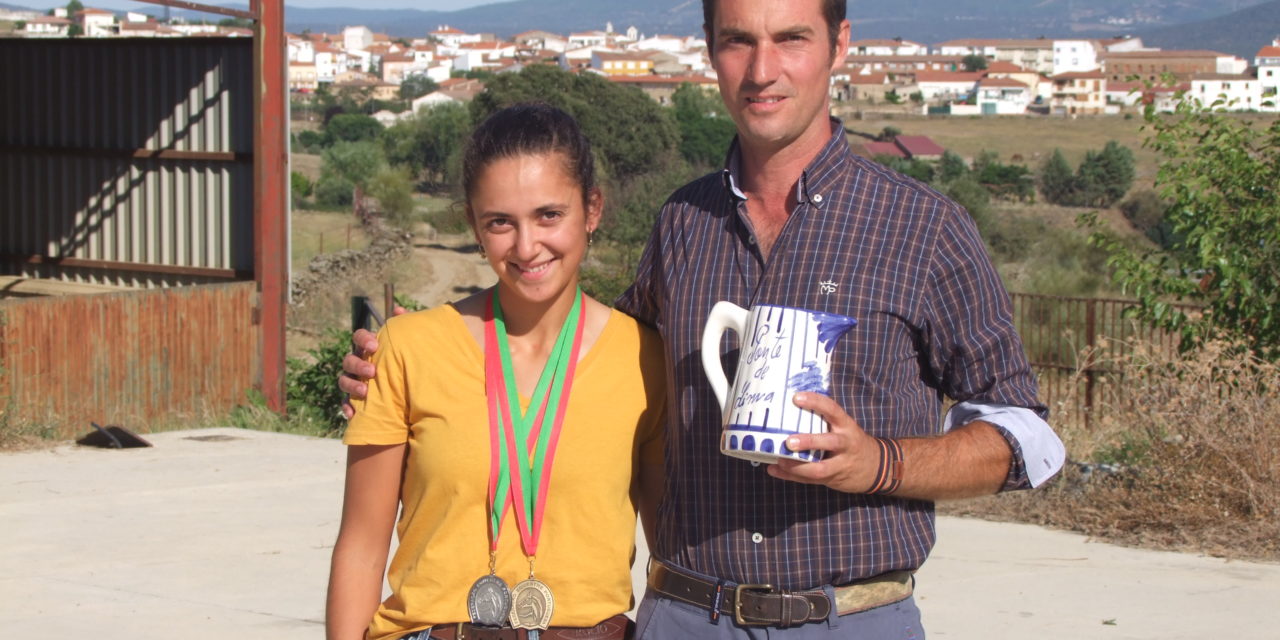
[326,104,666,640]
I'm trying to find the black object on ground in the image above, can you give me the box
[76,422,153,449]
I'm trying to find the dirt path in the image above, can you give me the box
[400,230,496,309]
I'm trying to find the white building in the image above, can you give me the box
[974,77,1032,115]
[288,35,316,63]
[849,38,929,57]
[77,8,116,38]
[343,26,374,53]
[1053,40,1100,74]
[24,16,71,37]
[914,71,986,101]
[431,25,481,49]
[1188,74,1265,111]
[1256,41,1280,107]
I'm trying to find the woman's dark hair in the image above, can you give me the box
[462,102,596,207]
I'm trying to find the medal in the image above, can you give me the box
[481,288,584,633]
[509,577,554,630]
[467,573,512,627]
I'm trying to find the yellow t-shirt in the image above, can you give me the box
[345,304,666,640]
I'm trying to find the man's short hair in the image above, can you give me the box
[702,0,847,55]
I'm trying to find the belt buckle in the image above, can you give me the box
[455,622,468,640]
[733,583,776,626]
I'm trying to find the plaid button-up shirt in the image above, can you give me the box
[616,121,1048,590]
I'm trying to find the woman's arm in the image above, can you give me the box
[326,443,406,640]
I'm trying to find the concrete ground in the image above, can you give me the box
[2,427,1277,639]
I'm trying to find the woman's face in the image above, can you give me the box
[468,152,601,309]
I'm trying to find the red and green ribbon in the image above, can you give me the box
[483,287,584,557]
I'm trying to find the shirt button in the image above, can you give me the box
[747,235,756,245]
[812,193,824,203]
[751,532,764,544]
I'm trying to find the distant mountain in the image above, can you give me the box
[1135,0,1280,59]
[5,0,1277,55]
[273,0,1275,43]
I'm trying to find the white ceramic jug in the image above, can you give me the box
[701,302,857,464]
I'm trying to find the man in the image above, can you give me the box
[342,0,1064,637]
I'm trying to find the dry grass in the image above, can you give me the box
[946,337,1280,561]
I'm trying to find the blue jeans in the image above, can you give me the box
[634,588,924,640]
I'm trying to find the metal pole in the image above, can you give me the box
[254,0,289,414]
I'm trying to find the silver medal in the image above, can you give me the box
[508,578,554,631]
[467,574,512,627]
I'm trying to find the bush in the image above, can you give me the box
[285,328,352,437]
[366,167,417,229]
[291,171,313,201]
[314,175,355,208]
[295,129,328,152]
[950,336,1280,561]
[325,113,384,144]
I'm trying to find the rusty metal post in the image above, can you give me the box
[384,283,396,322]
[1084,298,1097,430]
[253,0,288,414]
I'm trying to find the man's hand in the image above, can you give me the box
[768,392,1014,500]
[338,306,407,419]
[766,392,881,493]
[338,329,378,419]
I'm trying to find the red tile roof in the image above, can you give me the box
[894,135,945,158]
[1257,46,1280,58]
[914,71,985,84]
[860,141,906,158]
[978,77,1029,88]
[985,61,1028,73]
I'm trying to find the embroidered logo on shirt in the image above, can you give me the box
[819,280,838,295]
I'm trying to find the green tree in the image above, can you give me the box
[938,150,969,182]
[65,0,83,13]
[1084,96,1280,357]
[67,24,83,37]
[961,54,989,72]
[471,64,679,184]
[672,83,735,167]
[884,89,903,104]
[325,113,384,144]
[381,102,472,186]
[1095,140,1136,205]
[290,171,313,202]
[321,140,386,191]
[976,159,1034,202]
[1038,148,1075,205]
[399,74,439,101]
[878,126,902,142]
[366,167,417,228]
[873,155,933,183]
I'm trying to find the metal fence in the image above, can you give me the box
[0,282,259,437]
[1010,292,1196,430]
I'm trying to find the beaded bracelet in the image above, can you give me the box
[866,437,904,495]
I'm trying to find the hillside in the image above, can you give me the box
[80,0,1270,46]
[1136,0,1280,58]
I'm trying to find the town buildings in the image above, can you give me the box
[7,10,1276,116]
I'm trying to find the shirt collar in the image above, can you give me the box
[720,116,850,210]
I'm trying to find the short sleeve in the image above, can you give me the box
[344,323,411,445]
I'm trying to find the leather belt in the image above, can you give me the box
[647,562,913,628]
[425,614,632,640]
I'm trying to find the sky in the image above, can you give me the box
[18,0,502,12]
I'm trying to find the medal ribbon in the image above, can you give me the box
[483,287,585,557]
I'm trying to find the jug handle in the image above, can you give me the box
[700,301,749,412]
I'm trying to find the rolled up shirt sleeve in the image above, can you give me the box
[944,401,1065,489]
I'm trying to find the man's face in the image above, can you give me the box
[707,0,849,156]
